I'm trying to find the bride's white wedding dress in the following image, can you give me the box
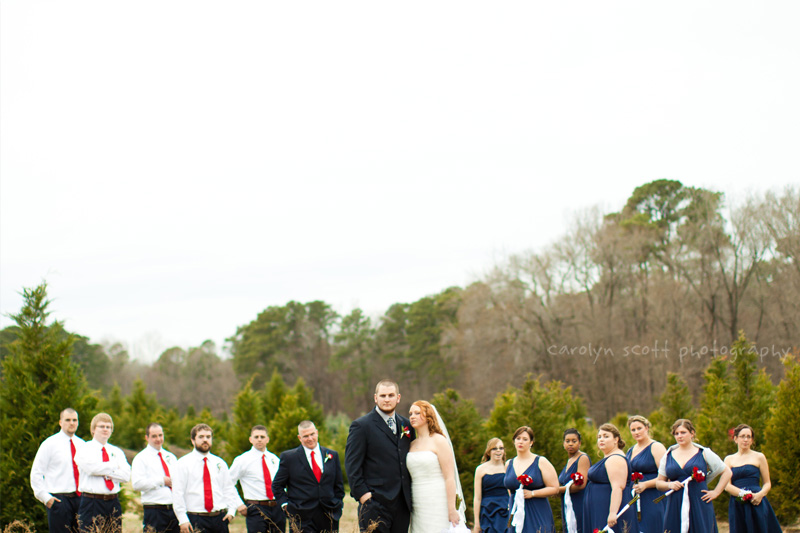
[408,451,466,533]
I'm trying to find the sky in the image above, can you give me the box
[2,2,798,363]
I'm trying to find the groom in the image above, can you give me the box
[345,380,413,533]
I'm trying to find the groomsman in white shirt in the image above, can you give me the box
[74,412,131,533]
[229,425,285,533]
[30,408,85,533]
[132,423,180,533]
[172,424,243,533]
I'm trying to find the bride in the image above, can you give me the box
[407,400,467,533]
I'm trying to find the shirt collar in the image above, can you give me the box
[375,406,396,424]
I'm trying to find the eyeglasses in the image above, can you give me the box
[491,447,504,451]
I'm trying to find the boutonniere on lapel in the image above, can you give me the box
[402,426,411,439]
[216,462,222,472]
[324,453,333,463]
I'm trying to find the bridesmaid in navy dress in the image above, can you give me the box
[582,423,638,533]
[473,438,509,533]
[723,424,782,533]
[503,427,559,533]
[557,429,590,533]
[656,419,731,533]
[626,415,666,532]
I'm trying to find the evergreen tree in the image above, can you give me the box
[648,372,695,444]
[117,378,162,450]
[696,356,731,453]
[430,389,487,521]
[0,283,96,529]
[268,394,311,454]
[728,331,776,453]
[226,378,263,458]
[764,354,800,524]
[289,377,324,426]
[262,368,288,421]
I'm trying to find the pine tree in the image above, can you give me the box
[648,372,695,445]
[268,394,311,454]
[262,368,287,421]
[226,378,264,458]
[117,378,162,450]
[764,354,800,524]
[728,331,776,453]
[0,283,97,528]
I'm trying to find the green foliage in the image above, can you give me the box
[289,377,324,425]
[331,309,376,412]
[226,378,264,458]
[114,378,162,450]
[262,368,288,421]
[0,283,97,529]
[764,354,800,524]
[486,374,588,464]
[324,413,351,485]
[267,394,311,455]
[648,372,695,445]
[430,389,487,523]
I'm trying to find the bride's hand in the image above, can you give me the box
[449,509,460,525]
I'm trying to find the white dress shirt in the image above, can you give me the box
[131,445,178,505]
[30,431,85,504]
[74,439,131,494]
[172,449,242,525]
[302,445,324,473]
[229,447,281,500]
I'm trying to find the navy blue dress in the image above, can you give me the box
[582,454,638,533]
[558,453,589,533]
[504,456,555,533]
[663,449,717,533]
[728,464,782,533]
[627,443,666,533]
[481,472,509,533]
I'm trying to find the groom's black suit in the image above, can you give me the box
[345,408,414,533]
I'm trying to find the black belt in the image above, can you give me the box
[53,492,79,498]
[245,499,278,507]
[81,493,118,501]
[188,511,223,517]
[143,504,174,510]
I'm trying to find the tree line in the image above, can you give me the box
[2,282,799,530]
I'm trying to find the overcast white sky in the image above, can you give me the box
[2,2,798,362]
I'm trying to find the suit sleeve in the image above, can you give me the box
[332,450,345,508]
[271,452,290,507]
[344,417,368,501]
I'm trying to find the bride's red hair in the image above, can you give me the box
[412,400,444,436]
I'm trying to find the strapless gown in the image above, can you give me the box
[728,464,782,533]
[480,473,509,533]
[558,453,589,533]
[408,451,466,533]
[627,443,666,533]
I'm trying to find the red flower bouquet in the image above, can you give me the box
[517,474,533,487]
[691,466,706,483]
[570,472,585,486]
[631,472,644,483]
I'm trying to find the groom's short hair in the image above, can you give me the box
[375,379,400,394]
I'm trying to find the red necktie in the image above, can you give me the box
[70,439,81,495]
[101,447,114,490]
[311,451,322,483]
[158,452,172,490]
[261,455,274,499]
[203,457,214,512]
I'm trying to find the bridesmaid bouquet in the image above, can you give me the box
[737,489,754,503]
[570,472,584,486]
[591,494,641,533]
[653,467,708,503]
[631,472,644,520]
[517,474,533,487]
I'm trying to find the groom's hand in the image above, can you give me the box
[359,492,372,504]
